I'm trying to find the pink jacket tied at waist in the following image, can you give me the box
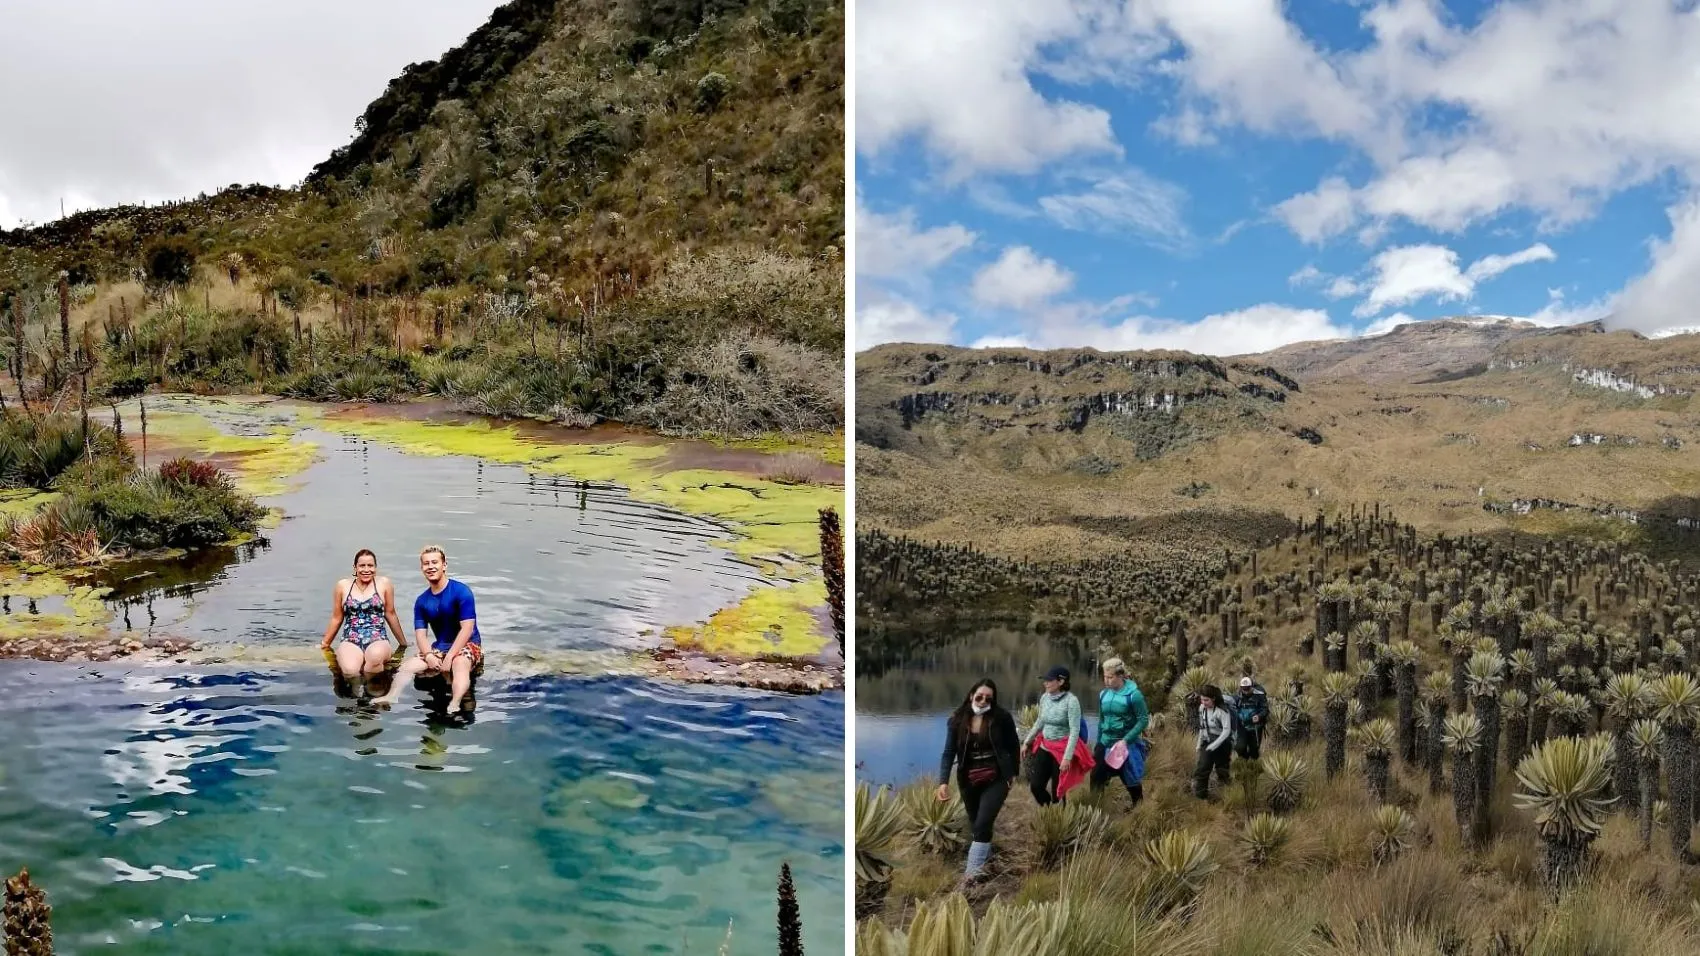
[1029,734,1096,800]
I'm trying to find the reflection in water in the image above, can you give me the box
[85,425,766,655]
[855,626,1139,786]
[0,664,844,955]
[0,404,843,954]
[856,626,1104,716]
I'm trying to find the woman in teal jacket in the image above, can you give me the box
[1090,657,1149,807]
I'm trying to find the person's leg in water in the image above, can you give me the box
[447,649,474,712]
[961,778,1008,882]
[334,640,365,683]
[374,653,435,707]
[1027,746,1059,806]
[362,639,393,678]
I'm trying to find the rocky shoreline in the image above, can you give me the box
[0,635,843,695]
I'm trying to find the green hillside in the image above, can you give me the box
[0,0,844,438]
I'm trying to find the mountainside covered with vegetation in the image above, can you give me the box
[856,328,1700,634]
[0,0,844,438]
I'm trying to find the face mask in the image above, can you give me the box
[971,703,990,715]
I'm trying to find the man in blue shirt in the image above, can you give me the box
[374,545,481,712]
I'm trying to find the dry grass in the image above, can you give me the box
[856,342,1700,565]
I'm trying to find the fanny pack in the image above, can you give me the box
[966,765,998,787]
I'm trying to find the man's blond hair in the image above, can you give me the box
[420,545,447,563]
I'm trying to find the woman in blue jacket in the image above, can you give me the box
[1091,657,1149,807]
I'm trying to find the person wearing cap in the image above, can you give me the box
[1091,657,1150,807]
[1234,675,1270,759]
[1021,665,1095,805]
[1194,684,1234,799]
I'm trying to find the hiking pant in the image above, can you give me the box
[1027,746,1060,806]
[960,777,1009,843]
[1089,741,1144,806]
[1238,725,1263,760]
[1193,744,1231,797]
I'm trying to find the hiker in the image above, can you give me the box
[1194,685,1234,799]
[1234,675,1270,759]
[319,549,408,687]
[1091,657,1150,807]
[373,545,482,713]
[936,678,1021,884]
[1021,666,1095,805]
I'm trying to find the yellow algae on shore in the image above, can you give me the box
[315,414,842,660]
[314,415,839,563]
[664,578,832,658]
[136,410,319,498]
[0,572,114,642]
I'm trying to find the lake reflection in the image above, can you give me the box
[854,626,1104,785]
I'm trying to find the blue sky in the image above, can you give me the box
[855,0,1700,354]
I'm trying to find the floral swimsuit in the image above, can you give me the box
[342,582,389,649]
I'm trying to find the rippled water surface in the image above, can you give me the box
[97,402,763,653]
[1,402,844,954]
[0,665,844,954]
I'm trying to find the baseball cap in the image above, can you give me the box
[1240,677,1253,687]
[1042,665,1070,682]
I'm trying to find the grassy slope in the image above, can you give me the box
[0,0,845,438]
[0,0,844,291]
[856,336,1700,566]
[863,521,1700,954]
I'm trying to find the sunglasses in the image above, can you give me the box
[971,692,993,703]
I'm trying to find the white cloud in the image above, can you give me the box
[1611,196,1700,335]
[971,246,1076,310]
[1275,177,1359,244]
[0,0,502,228]
[1085,0,1700,249]
[1288,264,1325,287]
[1361,312,1420,337]
[1037,169,1191,247]
[856,294,959,350]
[856,200,977,280]
[1355,241,1555,317]
[993,302,1354,356]
[1465,242,1556,282]
[856,0,1121,177]
[1354,244,1472,317]
[1325,276,1361,299]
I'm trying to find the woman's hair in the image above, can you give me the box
[948,678,999,732]
[1199,684,1223,707]
[1050,672,1071,693]
[1102,657,1127,677]
[353,549,377,568]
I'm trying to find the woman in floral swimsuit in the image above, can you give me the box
[319,549,408,686]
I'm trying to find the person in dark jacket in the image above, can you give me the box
[937,678,1021,883]
[1234,675,1270,759]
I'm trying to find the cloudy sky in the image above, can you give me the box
[0,0,502,230]
[856,0,1700,353]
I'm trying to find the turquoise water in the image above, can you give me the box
[0,400,844,954]
[0,665,843,954]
